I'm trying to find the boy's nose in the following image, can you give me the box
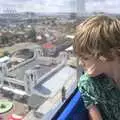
[79,60,85,67]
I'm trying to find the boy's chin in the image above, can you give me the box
[86,71,102,77]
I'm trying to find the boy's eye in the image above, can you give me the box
[83,57,89,60]
[80,56,89,61]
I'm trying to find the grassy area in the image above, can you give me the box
[0,49,5,57]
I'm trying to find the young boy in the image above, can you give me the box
[73,15,120,120]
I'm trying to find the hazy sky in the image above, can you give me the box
[86,0,120,13]
[0,0,120,13]
[0,0,76,12]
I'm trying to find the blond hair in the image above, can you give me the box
[73,15,120,60]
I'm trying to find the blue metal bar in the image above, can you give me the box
[57,91,89,120]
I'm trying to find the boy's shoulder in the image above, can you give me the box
[78,73,106,93]
[78,73,106,86]
[78,73,112,94]
[78,73,94,87]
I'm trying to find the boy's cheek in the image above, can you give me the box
[84,64,99,76]
[85,68,96,76]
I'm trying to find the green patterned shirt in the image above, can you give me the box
[78,73,120,120]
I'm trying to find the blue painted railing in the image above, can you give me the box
[57,90,89,120]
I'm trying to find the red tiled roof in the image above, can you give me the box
[42,42,54,49]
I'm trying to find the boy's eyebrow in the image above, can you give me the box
[78,54,91,60]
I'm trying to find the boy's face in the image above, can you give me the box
[79,56,108,77]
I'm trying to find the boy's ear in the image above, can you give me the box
[99,56,107,62]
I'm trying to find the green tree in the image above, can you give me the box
[1,36,8,44]
[28,28,36,42]
[3,51,9,56]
